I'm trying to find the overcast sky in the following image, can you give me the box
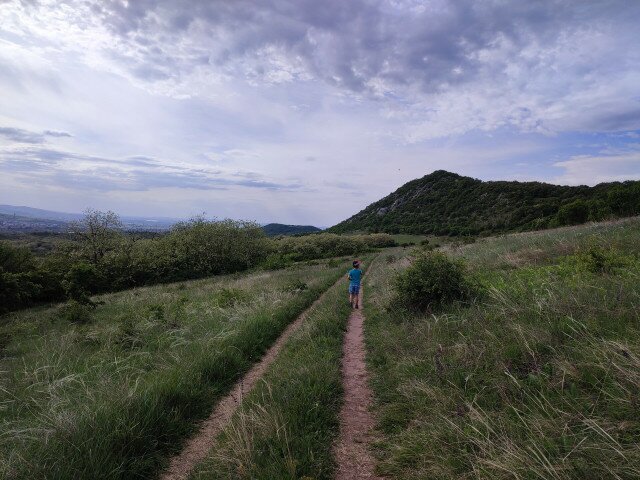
[1,0,639,226]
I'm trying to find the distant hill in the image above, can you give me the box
[262,223,322,236]
[0,205,83,222]
[330,170,640,236]
[0,205,178,232]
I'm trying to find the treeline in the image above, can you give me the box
[265,233,396,268]
[262,223,321,236]
[1,211,394,314]
[330,170,640,236]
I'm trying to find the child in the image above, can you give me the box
[347,260,363,309]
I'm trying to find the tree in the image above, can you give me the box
[557,200,589,225]
[69,209,123,265]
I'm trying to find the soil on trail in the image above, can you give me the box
[334,284,381,480]
[160,277,342,480]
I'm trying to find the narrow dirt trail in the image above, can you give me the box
[334,274,381,479]
[160,277,343,480]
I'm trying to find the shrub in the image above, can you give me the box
[262,253,293,270]
[0,269,41,314]
[572,244,631,274]
[213,287,248,308]
[282,279,308,293]
[146,304,165,321]
[273,233,369,261]
[115,315,143,348]
[0,216,274,314]
[62,262,99,305]
[557,200,589,225]
[59,300,94,324]
[356,233,397,248]
[161,218,269,279]
[393,251,476,312]
[0,241,35,273]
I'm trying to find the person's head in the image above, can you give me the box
[352,260,360,268]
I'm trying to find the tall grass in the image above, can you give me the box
[0,261,348,479]
[191,257,375,479]
[445,216,640,270]
[364,218,640,479]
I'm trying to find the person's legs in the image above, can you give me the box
[353,285,360,308]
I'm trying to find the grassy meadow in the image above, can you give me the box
[190,258,377,479]
[2,216,640,480]
[365,218,640,479]
[0,259,351,479]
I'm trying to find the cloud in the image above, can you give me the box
[1,1,640,225]
[43,130,73,138]
[5,0,635,140]
[0,126,45,144]
[0,126,73,144]
[553,147,640,185]
[0,146,303,192]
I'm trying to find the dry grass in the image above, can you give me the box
[0,260,349,479]
[365,218,640,479]
[191,257,371,479]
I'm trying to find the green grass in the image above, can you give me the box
[365,218,640,479]
[445,216,640,270]
[391,234,428,245]
[0,260,351,479]
[191,256,376,479]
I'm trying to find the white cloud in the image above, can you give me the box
[0,0,639,224]
[553,150,640,186]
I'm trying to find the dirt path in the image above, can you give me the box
[160,277,343,480]
[334,279,381,479]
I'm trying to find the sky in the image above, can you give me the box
[1,0,639,226]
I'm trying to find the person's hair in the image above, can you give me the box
[353,260,359,267]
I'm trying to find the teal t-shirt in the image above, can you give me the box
[348,268,362,286]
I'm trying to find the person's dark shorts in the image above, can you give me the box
[349,284,360,295]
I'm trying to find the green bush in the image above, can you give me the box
[62,262,99,304]
[58,300,94,324]
[355,233,397,248]
[261,253,294,270]
[572,244,631,274]
[161,218,269,280]
[213,287,248,308]
[273,233,369,261]
[281,279,308,293]
[0,215,272,314]
[557,199,590,225]
[393,251,476,312]
[0,241,35,273]
[0,269,41,314]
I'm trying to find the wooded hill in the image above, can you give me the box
[330,170,640,236]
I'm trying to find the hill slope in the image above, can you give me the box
[330,170,640,236]
[364,218,640,478]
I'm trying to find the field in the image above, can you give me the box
[365,218,640,479]
[0,259,350,479]
[390,234,427,245]
[190,260,364,479]
[2,218,639,479]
